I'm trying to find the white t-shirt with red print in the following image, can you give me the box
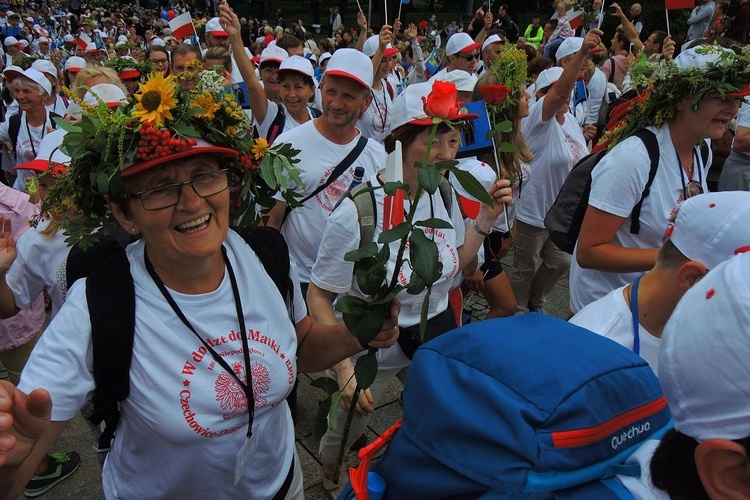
[19,231,307,498]
[274,120,386,282]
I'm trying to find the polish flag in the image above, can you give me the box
[169,12,196,40]
[566,8,585,30]
[75,32,91,53]
[665,0,694,9]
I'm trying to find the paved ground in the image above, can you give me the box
[2,264,571,499]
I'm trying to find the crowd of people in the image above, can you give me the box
[0,0,747,498]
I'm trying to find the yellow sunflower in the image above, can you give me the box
[133,72,179,126]
[251,138,269,160]
[193,92,220,120]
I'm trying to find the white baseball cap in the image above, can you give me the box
[4,67,52,96]
[18,39,28,48]
[12,128,69,174]
[64,56,86,72]
[667,191,750,270]
[260,45,288,65]
[436,69,477,92]
[390,80,478,131]
[362,34,399,58]
[84,83,128,108]
[445,32,481,56]
[3,35,20,46]
[452,158,497,219]
[555,37,584,60]
[659,251,750,441]
[31,59,57,78]
[277,55,314,79]
[151,37,165,47]
[481,34,505,53]
[534,66,564,93]
[205,17,228,37]
[63,34,75,42]
[324,48,373,89]
[318,51,332,65]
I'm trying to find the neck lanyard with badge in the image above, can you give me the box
[629,274,644,355]
[675,148,703,200]
[26,113,48,158]
[372,80,389,132]
[145,246,257,485]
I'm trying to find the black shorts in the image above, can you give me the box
[479,231,511,280]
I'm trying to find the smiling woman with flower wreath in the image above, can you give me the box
[307,79,512,498]
[570,45,750,314]
[0,68,401,499]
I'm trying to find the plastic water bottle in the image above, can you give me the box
[350,166,365,189]
[367,471,386,500]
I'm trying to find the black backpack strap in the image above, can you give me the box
[699,140,709,167]
[608,58,616,84]
[7,113,21,151]
[236,226,294,321]
[283,135,368,224]
[86,245,135,453]
[266,106,286,145]
[629,129,660,235]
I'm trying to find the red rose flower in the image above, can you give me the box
[418,20,428,30]
[422,80,461,121]
[481,84,512,105]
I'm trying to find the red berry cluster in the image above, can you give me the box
[135,124,199,161]
[239,154,256,171]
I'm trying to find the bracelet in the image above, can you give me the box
[472,220,492,237]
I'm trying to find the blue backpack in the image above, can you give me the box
[344,314,671,499]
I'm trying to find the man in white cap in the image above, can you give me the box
[571,191,750,374]
[431,32,482,80]
[643,251,750,498]
[204,16,253,85]
[554,36,602,140]
[267,48,386,294]
[2,36,21,67]
[476,33,505,76]
[357,26,399,143]
[84,42,103,64]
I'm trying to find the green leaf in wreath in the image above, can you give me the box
[354,349,379,389]
[409,230,442,286]
[378,221,411,244]
[441,165,493,206]
[414,218,454,230]
[344,242,379,262]
[417,164,441,195]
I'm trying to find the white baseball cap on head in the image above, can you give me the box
[667,191,750,270]
[555,37,584,60]
[481,34,505,53]
[3,35,20,46]
[12,129,69,174]
[3,67,52,96]
[659,251,750,442]
[205,17,228,36]
[318,52,332,65]
[445,32,481,56]
[277,55,314,79]
[84,83,128,108]
[390,80,478,131]
[63,34,75,42]
[362,34,399,58]
[534,67,564,93]
[260,45,288,65]
[31,59,57,79]
[324,48,373,89]
[64,56,86,72]
[436,69,477,92]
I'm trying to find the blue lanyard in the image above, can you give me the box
[630,275,643,355]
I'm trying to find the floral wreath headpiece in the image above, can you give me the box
[46,69,301,247]
[606,44,750,148]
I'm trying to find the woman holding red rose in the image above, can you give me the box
[307,80,512,498]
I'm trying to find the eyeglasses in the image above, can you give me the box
[125,169,229,210]
[456,52,478,61]
[685,181,704,199]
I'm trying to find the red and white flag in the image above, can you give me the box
[75,32,91,52]
[665,0,694,9]
[566,8,585,30]
[169,12,196,40]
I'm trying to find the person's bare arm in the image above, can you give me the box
[610,3,643,52]
[354,10,368,52]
